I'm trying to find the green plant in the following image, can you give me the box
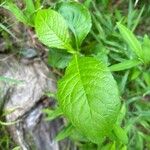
[34,1,129,146]
[3,0,127,148]
[2,0,150,149]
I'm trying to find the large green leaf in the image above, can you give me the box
[57,55,120,143]
[57,2,92,48]
[35,9,73,52]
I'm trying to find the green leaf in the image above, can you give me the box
[100,143,113,150]
[12,146,21,150]
[3,1,35,26]
[0,2,5,7]
[57,2,92,48]
[135,132,144,150]
[100,142,116,150]
[48,49,72,69]
[23,0,36,25]
[57,55,120,143]
[143,72,150,86]
[101,0,110,7]
[109,59,141,72]
[93,44,108,65]
[3,2,28,25]
[117,23,142,58]
[55,124,74,141]
[130,69,141,80]
[0,23,17,39]
[113,125,128,144]
[0,120,19,126]
[116,103,126,126]
[35,9,74,52]
[43,107,62,121]
[141,35,150,64]
[131,5,145,32]
[110,142,116,150]
[84,0,92,8]
[44,91,56,99]
[120,146,127,150]
[24,0,35,15]
[70,129,89,142]
[119,70,129,94]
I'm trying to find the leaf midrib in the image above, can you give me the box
[74,56,107,122]
[74,55,93,117]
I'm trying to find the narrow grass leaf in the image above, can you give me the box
[55,124,74,141]
[113,125,128,144]
[43,107,62,121]
[109,59,141,71]
[117,23,142,58]
[0,23,17,39]
[3,2,28,25]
